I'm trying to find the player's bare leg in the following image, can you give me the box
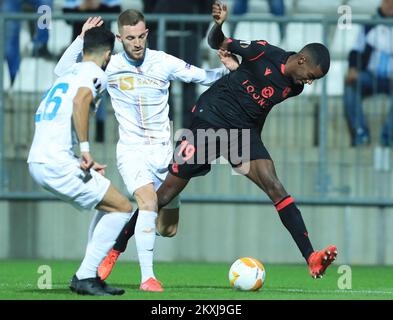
[72,184,134,296]
[157,173,189,209]
[237,159,337,278]
[156,207,179,237]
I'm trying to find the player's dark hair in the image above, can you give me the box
[118,9,145,29]
[300,43,330,75]
[83,27,115,55]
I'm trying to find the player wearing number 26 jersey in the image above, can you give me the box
[27,61,109,210]
[26,26,137,296]
[28,62,106,164]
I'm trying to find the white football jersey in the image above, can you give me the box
[27,61,107,164]
[106,49,228,145]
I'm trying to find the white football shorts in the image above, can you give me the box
[28,160,111,211]
[117,142,180,209]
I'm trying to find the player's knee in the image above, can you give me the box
[157,224,178,237]
[138,198,158,212]
[265,179,286,198]
[158,193,171,209]
[118,198,133,213]
[164,228,177,238]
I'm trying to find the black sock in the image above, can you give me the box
[274,196,314,262]
[113,209,139,252]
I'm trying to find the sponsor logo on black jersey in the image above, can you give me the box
[240,40,251,48]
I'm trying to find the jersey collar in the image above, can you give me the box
[123,48,147,67]
[281,51,296,73]
[281,51,300,85]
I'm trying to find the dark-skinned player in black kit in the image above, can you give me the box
[99,1,337,281]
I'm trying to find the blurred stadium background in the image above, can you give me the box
[0,0,392,268]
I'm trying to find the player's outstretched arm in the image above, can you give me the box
[73,87,95,171]
[54,16,103,76]
[208,1,229,50]
[166,53,231,87]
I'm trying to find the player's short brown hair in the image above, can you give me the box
[117,9,145,30]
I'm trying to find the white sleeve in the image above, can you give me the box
[54,37,84,77]
[166,54,228,86]
[78,64,108,99]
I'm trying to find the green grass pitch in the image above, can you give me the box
[0,260,392,300]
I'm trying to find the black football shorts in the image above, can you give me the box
[168,116,271,179]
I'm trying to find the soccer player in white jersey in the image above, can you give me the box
[27,26,136,296]
[55,11,239,292]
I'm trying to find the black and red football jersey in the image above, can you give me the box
[195,38,304,129]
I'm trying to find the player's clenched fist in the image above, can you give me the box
[80,151,94,171]
[212,1,228,25]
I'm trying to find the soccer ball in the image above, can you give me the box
[228,257,266,291]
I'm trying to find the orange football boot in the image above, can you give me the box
[140,277,164,292]
[308,245,338,278]
[98,249,120,281]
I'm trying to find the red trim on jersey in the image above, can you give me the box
[249,51,265,61]
[282,86,291,98]
[257,40,267,46]
[281,63,286,74]
[275,196,294,211]
[264,67,272,76]
[171,163,179,174]
[227,38,233,43]
[191,105,196,113]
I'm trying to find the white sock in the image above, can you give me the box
[76,212,131,280]
[87,210,106,243]
[135,210,158,283]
